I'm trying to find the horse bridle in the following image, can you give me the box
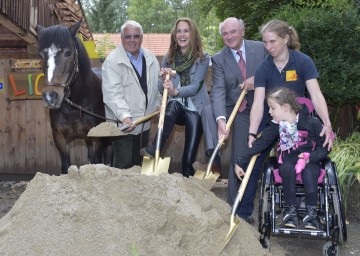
[43,41,80,98]
[45,39,120,123]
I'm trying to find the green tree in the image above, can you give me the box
[127,0,177,33]
[274,5,360,134]
[194,0,357,42]
[82,0,129,33]
[274,6,360,106]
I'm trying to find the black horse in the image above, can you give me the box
[36,21,112,174]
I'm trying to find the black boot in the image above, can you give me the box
[140,145,155,158]
[282,206,298,228]
[302,206,320,230]
[140,110,175,159]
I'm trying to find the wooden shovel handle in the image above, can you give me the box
[226,88,246,130]
[158,73,170,129]
[120,111,160,131]
[217,88,247,145]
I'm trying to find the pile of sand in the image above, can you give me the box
[0,164,271,256]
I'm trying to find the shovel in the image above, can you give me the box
[194,88,247,183]
[141,70,176,176]
[87,111,160,137]
[224,154,258,247]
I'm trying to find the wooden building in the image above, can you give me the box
[0,0,231,180]
[0,0,94,179]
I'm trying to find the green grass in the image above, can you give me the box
[130,242,138,256]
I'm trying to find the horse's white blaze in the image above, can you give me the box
[46,44,60,82]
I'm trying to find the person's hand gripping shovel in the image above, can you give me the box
[193,87,247,184]
[141,70,176,176]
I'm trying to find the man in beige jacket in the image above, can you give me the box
[102,20,161,169]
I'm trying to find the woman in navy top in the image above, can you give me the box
[248,19,333,151]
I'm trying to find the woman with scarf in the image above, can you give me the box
[235,87,330,229]
[140,18,210,177]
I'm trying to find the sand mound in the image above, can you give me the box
[87,122,124,137]
[0,164,271,256]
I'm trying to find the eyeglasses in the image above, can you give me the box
[123,34,141,40]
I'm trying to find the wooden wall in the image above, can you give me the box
[0,59,232,180]
[0,59,89,179]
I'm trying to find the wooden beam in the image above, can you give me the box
[0,14,37,46]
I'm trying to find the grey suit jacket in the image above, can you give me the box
[210,40,266,118]
[158,53,210,115]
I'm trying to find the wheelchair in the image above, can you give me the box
[258,156,347,256]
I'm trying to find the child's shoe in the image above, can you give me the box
[282,206,298,228]
[302,206,320,230]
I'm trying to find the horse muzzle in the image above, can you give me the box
[42,86,65,109]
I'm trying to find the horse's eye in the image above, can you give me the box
[65,51,72,57]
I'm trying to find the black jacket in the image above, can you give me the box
[236,106,330,168]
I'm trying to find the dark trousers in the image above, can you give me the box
[112,129,149,169]
[227,107,271,219]
[279,156,320,207]
[151,100,202,177]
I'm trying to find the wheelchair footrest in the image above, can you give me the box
[274,227,328,238]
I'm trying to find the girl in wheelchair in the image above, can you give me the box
[235,87,330,230]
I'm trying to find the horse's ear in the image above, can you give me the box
[36,24,44,34]
[69,20,82,37]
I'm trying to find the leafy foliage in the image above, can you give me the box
[329,131,360,211]
[127,0,176,33]
[82,0,129,33]
[94,34,116,59]
[274,7,360,105]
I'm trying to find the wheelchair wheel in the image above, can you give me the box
[258,174,270,233]
[333,162,348,243]
[331,190,346,245]
[322,241,339,256]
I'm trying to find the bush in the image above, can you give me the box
[329,131,360,211]
[275,8,360,105]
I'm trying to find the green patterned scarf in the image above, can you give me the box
[172,48,196,107]
[173,48,196,87]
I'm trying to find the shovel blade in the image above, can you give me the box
[193,170,206,179]
[224,216,241,248]
[194,169,220,183]
[141,156,170,175]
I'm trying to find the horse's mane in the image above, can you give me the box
[38,25,92,76]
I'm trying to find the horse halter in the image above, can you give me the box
[43,40,80,98]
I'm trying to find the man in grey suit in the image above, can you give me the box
[193,17,267,223]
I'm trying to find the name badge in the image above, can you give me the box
[286,70,298,81]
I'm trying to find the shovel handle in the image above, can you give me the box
[158,72,172,129]
[120,111,160,131]
[203,89,246,178]
[230,154,258,217]
[158,88,168,129]
[230,132,262,215]
[226,88,247,130]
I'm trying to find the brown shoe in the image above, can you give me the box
[192,161,222,176]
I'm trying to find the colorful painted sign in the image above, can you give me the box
[8,72,44,100]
